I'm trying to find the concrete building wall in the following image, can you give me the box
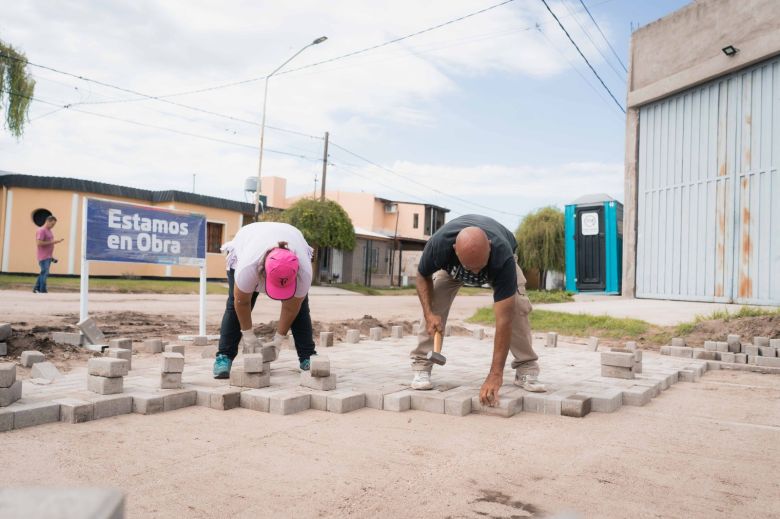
[623,0,780,298]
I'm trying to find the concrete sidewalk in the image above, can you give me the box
[536,294,778,326]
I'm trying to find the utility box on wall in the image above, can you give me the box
[565,194,623,294]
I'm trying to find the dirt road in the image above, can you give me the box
[2,369,778,518]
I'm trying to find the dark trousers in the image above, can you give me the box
[34,258,52,293]
[217,269,316,362]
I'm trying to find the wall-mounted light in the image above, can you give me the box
[722,45,739,57]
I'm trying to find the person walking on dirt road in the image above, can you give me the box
[34,215,63,294]
[213,222,318,379]
[411,214,546,405]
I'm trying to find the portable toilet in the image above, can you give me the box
[565,194,623,294]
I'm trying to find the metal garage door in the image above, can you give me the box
[636,57,780,304]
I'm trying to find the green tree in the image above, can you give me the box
[515,206,565,290]
[0,41,35,138]
[282,198,356,251]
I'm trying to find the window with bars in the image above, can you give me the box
[207,222,224,253]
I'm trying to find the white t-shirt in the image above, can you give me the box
[222,222,313,297]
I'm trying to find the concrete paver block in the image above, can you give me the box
[30,361,62,381]
[444,391,474,416]
[756,356,780,368]
[601,352,635,368]
[239,388,282,412]
[546,332,558,348]
[0,488,125,519]
[473,328,485,340]
[196,386,243,410]
[522,393,563,415]
[734,353,747,364]
[132,393,164,415]
[310,356,330,378]
[369,327,383,341]
[669,346,693,358]
[660,346,671,355]
[678,369,698,382]
[88,358,129,378]
[143,338,164,354]
[561,394,591,418]
[51,332,84,346]
[193,335,209,346]
[693,349,718,360]
[703,341,717,352]
[0,342,5,356]
[719,352,736,363]
[53,398,94,423]
[0,323,11,342]
[470,395,522,417]
[345,329,360,343]
[588,388,623,413]
[600,365,634,379]
[93,395,133,420]
[0,409,12,431]
[384,391,411,412]
[0,362,16,388]
[269,392,311,415]
[259,345,279,362]
[391,326,403,339]
[163,389,197,412]
[587,336,599,351]
[727,334,741,353]
[12,401,60,429]
[0,380,23,406]
[301,371,336,390]
[622,386,652,406]
[229,368,270,389]
[243,353,267,373]
[109,338,132,349]
[327,391,365,414]
[21,350,45,368]
[164,344,185,355]
[743,344,759,356]
[201,345,218,358]
[715,341,729,353]
[87,375,123,395]
[754,336,770,347]
[320,331,335,347]
[410,392,446,414]
[77,317,106,345]
[770,339,780,349]
[758,346,777,357]
[671,337,686,347]
[107,348,132,370]
[161,372,183,389]
[162,353,185,373]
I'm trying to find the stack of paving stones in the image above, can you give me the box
[661,335,780,369]
[0,362,22,408]
[229,347,273,389]
[300,356,336,390]
[600,349,640,379]
[107,338,133,370]
[161,353,184,389]
[0,322,11,356]
[87,357,128,394]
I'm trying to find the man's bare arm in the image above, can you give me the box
[233,286,254,331]
[479,296,515,405]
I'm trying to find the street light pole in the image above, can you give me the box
[254,36,328,220]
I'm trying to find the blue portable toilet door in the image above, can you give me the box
[575,206,606,291]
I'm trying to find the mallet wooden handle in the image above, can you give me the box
[434,331,443,353]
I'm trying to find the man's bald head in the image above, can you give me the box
[454,227,490,273]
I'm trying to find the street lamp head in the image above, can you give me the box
[312,36,328,45]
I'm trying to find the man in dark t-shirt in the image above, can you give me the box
[412,214,546,405]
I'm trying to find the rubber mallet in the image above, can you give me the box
[426,330,446,366]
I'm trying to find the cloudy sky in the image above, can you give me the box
[1,0,688,230]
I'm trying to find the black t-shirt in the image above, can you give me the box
[417,214,518,302]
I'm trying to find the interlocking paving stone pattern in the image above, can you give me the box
[0,336,713,430]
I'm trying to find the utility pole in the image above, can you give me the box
[320,131,329,201]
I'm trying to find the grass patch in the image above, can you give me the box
[526,290,574,304]
[0,274,228,295]
[673,306,780,336]
[468,306,657,340]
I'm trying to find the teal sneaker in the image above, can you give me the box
[213,354,232,379]
[299,358,311,371]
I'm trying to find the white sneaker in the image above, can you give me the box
[514,372,547,392]
[411,370,433,390]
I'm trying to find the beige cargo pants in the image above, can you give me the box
[410,263,539,374]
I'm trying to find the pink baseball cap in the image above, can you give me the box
[264,248,299,300]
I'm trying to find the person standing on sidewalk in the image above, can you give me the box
[213,221,318,379]
[410,214,547,405]
[34,215,63,293]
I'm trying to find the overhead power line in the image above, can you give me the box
[1,88,322,161]
[539,0,625,113]
[561,0,625,82]
[329,141,522,218]
[579,0,627,72]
